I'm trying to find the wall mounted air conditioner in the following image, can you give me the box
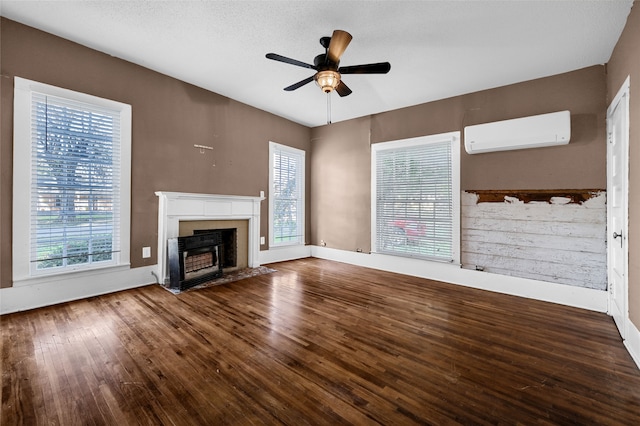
[464,110,570,154]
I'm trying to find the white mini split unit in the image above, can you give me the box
[464,110,571,154]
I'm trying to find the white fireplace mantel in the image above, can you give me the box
[155,191,264,285]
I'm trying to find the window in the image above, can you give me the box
[269,142,305,247]
[13,77,131,281]
[372,132,460,263]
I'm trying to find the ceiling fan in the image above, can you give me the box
[265,29,391,97]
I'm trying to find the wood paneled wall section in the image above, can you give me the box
[461,190,606,289]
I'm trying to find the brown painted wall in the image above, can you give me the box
[311,65,606,252]
[311,116,373,253]
[0,18,311,288]
[607,2,640,327]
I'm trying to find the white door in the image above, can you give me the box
[607,77,630,339]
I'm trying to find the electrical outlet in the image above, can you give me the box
[142,246,151,258]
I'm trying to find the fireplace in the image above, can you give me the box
[155,192,264,287]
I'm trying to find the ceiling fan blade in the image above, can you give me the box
[335,81,352,97]
[284,75,315,91]
[266,53,316,70]
[339,62,391,74]
[326,30,352,64]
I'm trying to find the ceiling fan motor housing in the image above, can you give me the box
[314,54,338,69]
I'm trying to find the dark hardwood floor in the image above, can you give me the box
[2,258,640,425]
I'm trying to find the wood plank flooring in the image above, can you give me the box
[2,258,640,425]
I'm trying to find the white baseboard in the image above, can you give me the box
[1,265,157,315]
[624,319,640,369]
[259,245,312,264]
[310,246,608,313]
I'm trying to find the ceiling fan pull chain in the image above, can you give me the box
[327,92,331,124]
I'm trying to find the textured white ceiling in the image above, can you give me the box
[0,0,633,127]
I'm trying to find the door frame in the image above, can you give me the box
[606,75,630,339]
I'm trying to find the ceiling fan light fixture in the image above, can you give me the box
[314,70,341,93]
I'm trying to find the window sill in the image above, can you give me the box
[269,243,306,249]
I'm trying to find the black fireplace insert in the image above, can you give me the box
[167,231,223,291]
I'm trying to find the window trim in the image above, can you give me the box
[371,131,461,264]
[12,77,132,285]
[268,141,305,248]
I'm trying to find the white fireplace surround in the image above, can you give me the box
[155,191,264,285]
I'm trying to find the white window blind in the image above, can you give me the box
[30,93,122,270]
[13,77,131,282]
[372,133,460,263]
[269,142,305,246]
